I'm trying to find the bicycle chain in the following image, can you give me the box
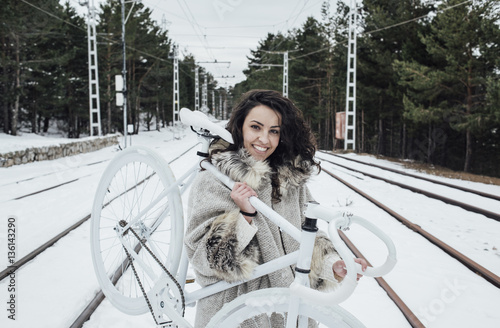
[123,226,186,326]
[122,246,161,326]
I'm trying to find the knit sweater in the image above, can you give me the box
[184,148,342,327]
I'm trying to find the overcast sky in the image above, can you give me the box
[69,0,332,88]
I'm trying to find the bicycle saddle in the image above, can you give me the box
[180,107,234,144]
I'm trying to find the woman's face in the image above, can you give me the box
[242,105,281,161]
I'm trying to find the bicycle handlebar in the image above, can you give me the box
[179,107,233,144]
[290,202,397,305]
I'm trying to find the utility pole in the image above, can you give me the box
[80,0,102,136]
[282,51,289,98]
[201,74,208,112]
[198,59,234,113]
[193,61,230,112]
[344,0,357,151]
[219,92,223,119]
[194,67,200,111]
[121,0,128,147]
[250,50,295,98]
[170,45,180,125]
[119,0,139,147]
[212,90,215,116]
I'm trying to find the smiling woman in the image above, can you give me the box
[242,105,281,161]
[184,89,368,327]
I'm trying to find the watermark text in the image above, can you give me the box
[6,216,17,320]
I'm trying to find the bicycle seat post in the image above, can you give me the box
[196,134,212,159]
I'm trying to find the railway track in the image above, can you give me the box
[320,151,500,202]
[338,230,424,328]
[6,144,498,327]
[72,162,427,328]
[74,149,500,328]
[0,143,199,282]
[316,152,500,222]
[320,166,500,289]
[0,158,111,189]
[312,160,500,327]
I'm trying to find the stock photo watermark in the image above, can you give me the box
[213,0,244,21]
[417,278,467,325]
[5,216,17,321]
[51,154,84,183]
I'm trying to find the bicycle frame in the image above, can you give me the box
[119,131,321,328]
[164,133,307,302]
[114,109,396,327]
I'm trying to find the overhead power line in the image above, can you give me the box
[19,0,174,66]
[290,0,474,61]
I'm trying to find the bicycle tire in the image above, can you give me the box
[90,146,184,315]
[206,288,366,328]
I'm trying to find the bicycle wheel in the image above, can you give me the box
[206,288,366,328]
[91,146,184,315]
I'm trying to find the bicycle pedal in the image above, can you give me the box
[157,321,175,328]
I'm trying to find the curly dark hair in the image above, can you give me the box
[211,89,320,202]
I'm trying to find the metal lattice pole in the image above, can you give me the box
[212,90,215,116]
[219,93,222,119]
[283,51,289,98]
[172,45,180,125]
[194,67,200,111]
[120,0,128,147]
[202,74,208,112]
[250,50,294,98]
[82,0,102,136]
[344,0,357,150]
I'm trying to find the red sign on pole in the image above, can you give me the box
[336,112,346,140]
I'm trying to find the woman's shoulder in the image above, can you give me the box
[277,155,318,191]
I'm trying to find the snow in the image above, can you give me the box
[0,126,499,328]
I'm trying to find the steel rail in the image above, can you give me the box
[339,230,425,328]
[322,167,500,289]
[72,144,422,328]
[0,143,199,282]
[0,214,90,280]
[320,151,500,202]
[0,159,110,188]
[317,154,500,222]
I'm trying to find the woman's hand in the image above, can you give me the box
[333,258,368,281]
[231,182,257,223]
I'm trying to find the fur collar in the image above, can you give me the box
[211,148,315,195]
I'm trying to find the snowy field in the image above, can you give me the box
[0,123,499,328]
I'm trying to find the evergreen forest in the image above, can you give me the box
[1,0,500,177]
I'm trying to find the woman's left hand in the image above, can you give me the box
[333,258,368,281]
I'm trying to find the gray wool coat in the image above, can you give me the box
[184,148,342,327]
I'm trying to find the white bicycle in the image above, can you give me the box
[90,108,397,327]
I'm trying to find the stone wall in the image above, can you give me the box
[0,134,120,168]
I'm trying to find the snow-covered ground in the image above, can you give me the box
[0,125,499,328]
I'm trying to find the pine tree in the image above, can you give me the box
[357,0,432,157]
[320,1,351,150]
[395,0,500,172]
[292,17,331,148]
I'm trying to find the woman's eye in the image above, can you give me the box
[251,125,260,130]
[271,129,280,135]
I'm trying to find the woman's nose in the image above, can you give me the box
[258,132,269,143]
